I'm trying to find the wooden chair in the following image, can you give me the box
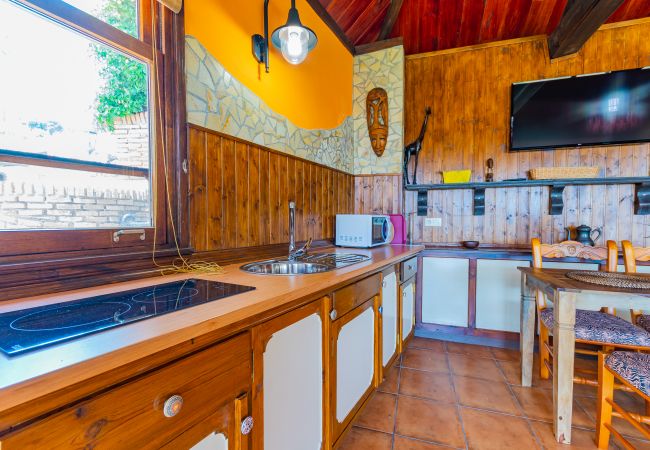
[622,240,650,332]
[596,351,650,449]
[531,239,650,385]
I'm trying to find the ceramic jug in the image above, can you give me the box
[566,225,602,246]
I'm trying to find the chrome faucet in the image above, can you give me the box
[288,201,312,260]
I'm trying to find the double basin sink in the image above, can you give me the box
[241,253,370,275]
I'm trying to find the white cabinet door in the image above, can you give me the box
[421,257,469,327]
[476,259,530,332]
[190,433,228,450]
[401,279,415,342]
[382,270,398,367]
[336,306,375,423]
[264,313,323,450]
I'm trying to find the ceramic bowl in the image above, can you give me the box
[461,240,480,249]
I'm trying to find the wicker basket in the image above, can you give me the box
[529,166,600,180]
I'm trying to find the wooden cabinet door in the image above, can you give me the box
[330,297,379,444]
[421,257,470,327]
[165,393,252,450]
[401,278,415,345]
[1,333,252,450]
[381,269,399,370]
[252,298,330,450]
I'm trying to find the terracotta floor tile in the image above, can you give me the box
[576,394,650,441]
[354,391,397,434]
[490,347,520,362]
[498,359,553,389]
[510,385,595,429]
[448,353,505,382]
[461,407,539,450]
[396,395,465,448]
[446,341,494,358]
[529,420,600,449]
[399,368,455,403]
[453,375,521,415]
[336,427,393,450]
[401,348,449,373]
[393,435,451,449]
[408,337,446,352]
[378,364,400,394]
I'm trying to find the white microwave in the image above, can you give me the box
[335,214,394,248]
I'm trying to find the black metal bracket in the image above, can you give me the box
[549,185,565,215]
[635,183,650,215]
[417,190,428,216]
[473,188,485,216]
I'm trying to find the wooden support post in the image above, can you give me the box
[552,290,577,444]
[520,272,536,387]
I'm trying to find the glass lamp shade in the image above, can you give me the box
[271,7,317,65]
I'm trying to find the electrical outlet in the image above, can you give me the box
[424,217,442,227]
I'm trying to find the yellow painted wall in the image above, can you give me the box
[185,0,353,130]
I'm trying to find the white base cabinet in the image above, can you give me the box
[401,279,415,343]
[475,259,530,332]
[253,300,326,450]
[381,270,398,367]
[421,257,469,327]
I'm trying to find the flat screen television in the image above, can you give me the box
[510,68,650,151]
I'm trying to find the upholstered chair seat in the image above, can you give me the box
[540,308,650,347]
[605,351,650,396]
[636,314,650,333]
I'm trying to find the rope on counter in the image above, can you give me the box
[150,1,224,277]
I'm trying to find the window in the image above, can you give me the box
[0,0,170,256]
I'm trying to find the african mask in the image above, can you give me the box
[366,87,388,157]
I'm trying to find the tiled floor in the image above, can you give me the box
[337,337,650,450]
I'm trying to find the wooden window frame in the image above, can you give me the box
[0,0,186,259]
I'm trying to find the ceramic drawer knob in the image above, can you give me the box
[163,395,183,418]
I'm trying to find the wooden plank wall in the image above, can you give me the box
[403,19,650,246]
[188,125,355,252]
[353,174,403,215]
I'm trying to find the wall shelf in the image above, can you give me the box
[405,177,650,217]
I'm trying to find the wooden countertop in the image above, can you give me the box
[0,244,422,423]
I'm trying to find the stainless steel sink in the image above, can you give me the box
[241,253,370,275]
[240,260,330,275]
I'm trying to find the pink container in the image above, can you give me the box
[389,214,406,244]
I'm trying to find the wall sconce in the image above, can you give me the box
[252,0,318,73]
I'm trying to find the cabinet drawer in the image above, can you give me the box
[401,257,418,281]
[332,273,380,319]
[1,333,251,449]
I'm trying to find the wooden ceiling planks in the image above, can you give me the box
[316,0,648,55]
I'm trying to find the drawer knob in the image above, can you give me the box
[330,309,338,320]
[163,395,183,418]
[241,416,254,435]
[382,281,387,288]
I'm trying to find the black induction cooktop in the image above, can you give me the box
[0,279,255,356]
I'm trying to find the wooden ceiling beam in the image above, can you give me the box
[547,0,625,59]
[355,36,403,55]
[305,0,356,54]
[378,0,404,40]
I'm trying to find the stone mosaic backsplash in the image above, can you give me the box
[186,36,354,173]
[353,46,404,175]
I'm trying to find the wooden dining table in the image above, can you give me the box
[518,267,650,444]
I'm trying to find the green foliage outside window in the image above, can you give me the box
[94,0,147,130]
